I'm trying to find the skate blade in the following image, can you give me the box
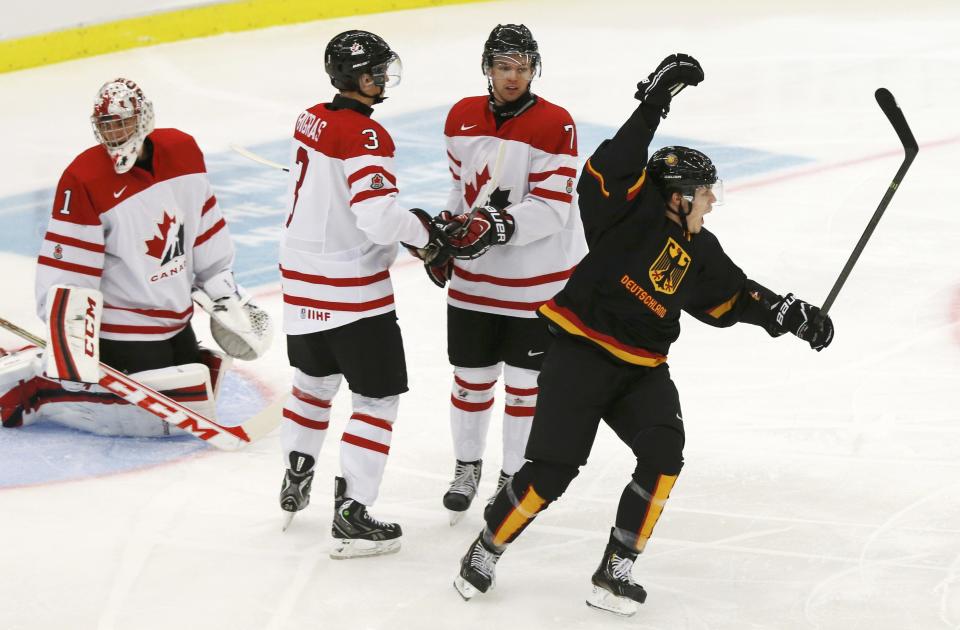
[281,510,296,532]
[448,509,467,526]
[454,576,479,600]
[586,586,639,617]
[329,537,401,559]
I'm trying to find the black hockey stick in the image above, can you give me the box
[819,88,919,317]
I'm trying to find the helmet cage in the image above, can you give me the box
[90,78,154,174]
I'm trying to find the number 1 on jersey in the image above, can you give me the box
[59,189,72,215]
[287,146,309,228]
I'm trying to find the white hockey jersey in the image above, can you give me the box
[444,95,586,318]
[280,96,427,334]
[35,129,235,342]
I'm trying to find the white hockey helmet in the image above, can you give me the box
[90,78,155,174]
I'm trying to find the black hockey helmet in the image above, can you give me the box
[647,146,721,202]
[324,30,402,92]
[482,24,541,77]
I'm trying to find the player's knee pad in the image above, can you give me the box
[503,364,538,409]
[451,364,500,412]
[512,459,580,502]
[631,424,685,477]
[351,393,399,425]
[292,369,342,401]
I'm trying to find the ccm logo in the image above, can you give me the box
[84,296,98,357]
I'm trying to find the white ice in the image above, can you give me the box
[1,1,960,628]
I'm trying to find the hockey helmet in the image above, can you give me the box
[324,30,402,92]
[647,146,723,204]
[482,24,541,78]
[90,78,155,174]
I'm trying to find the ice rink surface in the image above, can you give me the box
[2,1,960,628]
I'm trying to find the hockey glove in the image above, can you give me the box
[405,208,463,265]
[635,53,704,119]
[770,294,835,352]
[446,206,516,260]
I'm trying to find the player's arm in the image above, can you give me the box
[579,54,704,231]
[497,117,579,247]
[686,236,834,351]
[35,171,104,320]
[444,135,466,216]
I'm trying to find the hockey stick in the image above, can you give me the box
[0,317,281,450]
[819,88,919,316]
[230,144,289,172]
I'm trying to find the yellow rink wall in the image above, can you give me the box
[0,0,489,74]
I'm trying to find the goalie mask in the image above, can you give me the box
[91,78,155,174]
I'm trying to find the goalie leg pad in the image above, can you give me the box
[39,363,215,437]
[0,347,44,427]
[44,285,102,383]
[450,364,501,462]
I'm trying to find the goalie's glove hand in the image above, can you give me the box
[446,205,516,260]
[770,293,834,352]
[634,53,704,119]
[404,208,463,265]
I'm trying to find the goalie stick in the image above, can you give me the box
[819,88,919,317]
[0,316,281,450]
[230,144,289,172]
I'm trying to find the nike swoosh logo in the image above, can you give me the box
[460,123,478,131]
[527,350,544,357]
[113,186,127,198]
[676,413,683,421]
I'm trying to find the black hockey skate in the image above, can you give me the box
[483,469,512,519]
[279,451,315,531]
[454,533,502,600]
[585,529,647,616]
[330,476,402,559]
[443,459,482,525]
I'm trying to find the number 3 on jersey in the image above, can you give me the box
[287,146,309,228]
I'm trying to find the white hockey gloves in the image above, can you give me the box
[43,284,103,383]
[192,280,274,361]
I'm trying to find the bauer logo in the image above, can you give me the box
[649,237,691,295]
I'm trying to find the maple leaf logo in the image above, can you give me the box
[463,166,491,208]
[145,212,185,264]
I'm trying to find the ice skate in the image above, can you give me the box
[483,469,512,519]
[279,451,315,531]
[443,459,482,525]
[330,476,402,558]
[585,530,647,616]
[454,533,502,600]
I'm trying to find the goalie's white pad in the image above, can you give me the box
[39,362,216,437]
[192,290,274,361]
[43,284,102,383]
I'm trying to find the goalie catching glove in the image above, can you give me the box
[192,275,274,360]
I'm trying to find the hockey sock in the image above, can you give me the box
[339,393,398,506]
[450,364,501,462]
[484,459,578,548]
[501,364,537,475]
[281,370,341,468]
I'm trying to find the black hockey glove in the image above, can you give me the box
[635,53,704,119]
[404,208,462,265]
[446,205,516,260]
[770,294,835,352]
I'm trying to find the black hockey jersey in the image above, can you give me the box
[538,103,776,366]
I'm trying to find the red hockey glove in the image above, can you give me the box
[446,206,515,260]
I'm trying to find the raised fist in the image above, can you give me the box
[634,53,704,118]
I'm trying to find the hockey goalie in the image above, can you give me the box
[0,78,272,436]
